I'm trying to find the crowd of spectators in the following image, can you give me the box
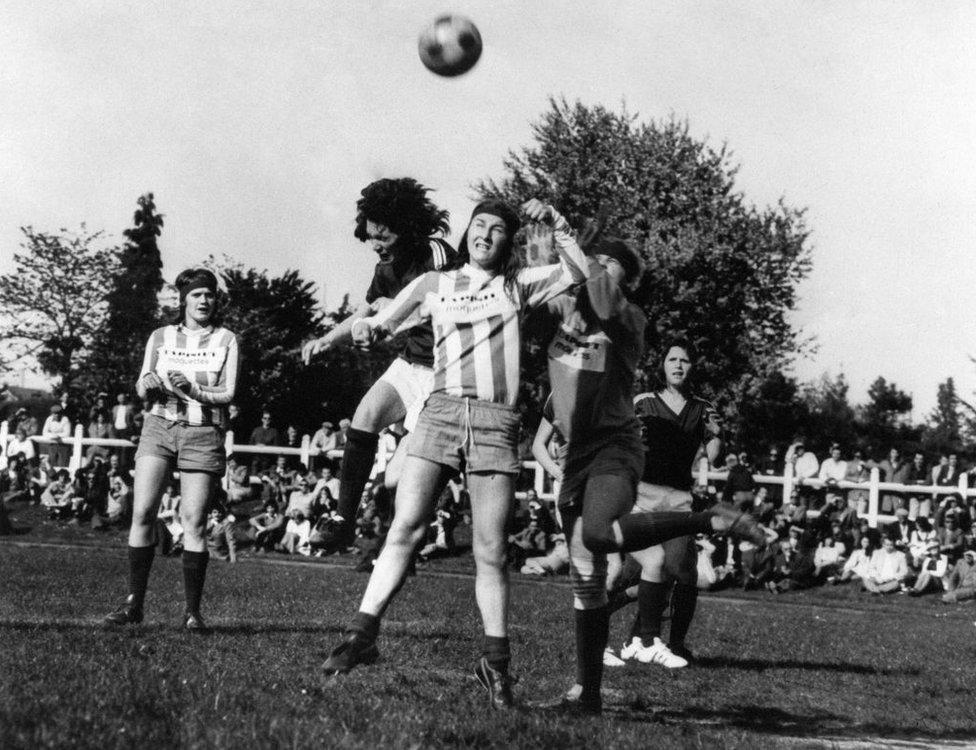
[700,441,976,605]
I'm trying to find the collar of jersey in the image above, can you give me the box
[177,324,215,338]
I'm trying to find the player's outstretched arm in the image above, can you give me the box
[301,301,375,364]
[531,417,564,482]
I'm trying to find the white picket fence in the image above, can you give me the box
[3,420,973,529]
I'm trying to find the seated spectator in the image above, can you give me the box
[351,505,386,571]
[278,513,312,555]
[694,535,723,590]
[28,456,51,505]
[908,541,949,597]
[942,548,976,603]
[831,531,878,585]
[206,505,238,562]
[750,486,776,525]
[418,498,458,562]
[337,418,351,447]
[508,518,548,569]
[249,500,285,553]
[225,460,253,506]
[284,473,319,520]
[156,481,183,555]
[259,455,296,506]
[907,517,938,567]
[85,410,117,464]
[520,532,570,576]
[1,453,31,504]
[813,531,847,580]
[6,425,36,467]
[937,514,965,563]
[105,471,131,522]
[862,535,909,594]
[313,464,341,509]
[68,467,91,520]
[40,469,73,519]
[886,507,915,552]
[766,527,819,593]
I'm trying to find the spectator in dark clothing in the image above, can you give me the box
[885,507,915,552]
[249,410,280,473]
[757,446,784,505]
[722,453,756,509]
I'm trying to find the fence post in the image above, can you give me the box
[782,463,794,504]
[958,473,969,502]
[0,420,8,468]
[534,462,546,496]
[867,467,880,528]
[224,430,235,485]
[68,424,84,473]
[300,434,311,470]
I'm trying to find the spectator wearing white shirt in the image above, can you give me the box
[786,439,819,506]
[817,444,848,483]
[832,533,877,585]
[41,404,72,468]
[310,420,339,469]
[813,533,847,580]
[5,424,36,467]
[862,535,909,594]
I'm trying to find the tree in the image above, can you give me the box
[799,372,858,453]
[82,193,165,397]
[857,376,917,451]
[924,377,961,453]
[475,98,812,420]
[0,225,119,393]
[735,370,808,454]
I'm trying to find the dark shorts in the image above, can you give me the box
[409,393,520,474]
[557,430,644,513]
[135,414,226,475]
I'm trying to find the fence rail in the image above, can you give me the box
[2,421,971,529]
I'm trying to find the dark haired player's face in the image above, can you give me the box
[468,213,509,270]
[365,220,400,264]
[663,346,691,387]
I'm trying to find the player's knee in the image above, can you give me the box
[473,537,506,569]
[581,524,615,555]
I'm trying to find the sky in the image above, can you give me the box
[1,1,974,418]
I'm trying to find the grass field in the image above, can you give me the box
[2,513,976,749]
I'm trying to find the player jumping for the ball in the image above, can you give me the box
[532,238,765,714]
[319,199,588,710]
[301,178,455,547]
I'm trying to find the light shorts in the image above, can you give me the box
[408,392,520,475]
[378,356,435,432]
[634,482,693,513]
[135,414,226,475]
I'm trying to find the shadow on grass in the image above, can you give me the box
[691,654,919,676]
[612,702,975,743]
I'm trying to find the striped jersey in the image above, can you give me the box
[366,237,456,368]
[366,230,588,406]
[138,325,240,427]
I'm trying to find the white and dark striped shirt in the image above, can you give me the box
[365,231,588,406]
[138,325,240,427]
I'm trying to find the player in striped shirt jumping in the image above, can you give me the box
[319,198,587,710]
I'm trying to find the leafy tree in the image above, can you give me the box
[475,98,812,422]
[799,372,858,454]
[734,371,808,454]
[0,225,119,393]
[924,377,961,453]
[82,193,165,397]
[857,376,917,452]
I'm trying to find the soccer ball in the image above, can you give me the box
[418,14,482,77]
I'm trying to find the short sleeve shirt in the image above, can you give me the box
[635,393,720,491]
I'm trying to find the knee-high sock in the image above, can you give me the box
[616,512,712,553]
[576,606,609,701]
[182,550,209,614]
[637,580,669,643]
[668,582,698,648]
[336,428,379,529]
[483,635,511,673]
[127,545,155,609]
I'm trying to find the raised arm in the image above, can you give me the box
[517,201,590,310]
[351,272,437,347]
[301,301,376,364]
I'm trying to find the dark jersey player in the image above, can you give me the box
[533,237,764,715]
[302,178,455,547]
[617,341,723,669]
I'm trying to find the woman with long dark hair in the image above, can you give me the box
[319,199,587,710]
[104,268,239,632]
